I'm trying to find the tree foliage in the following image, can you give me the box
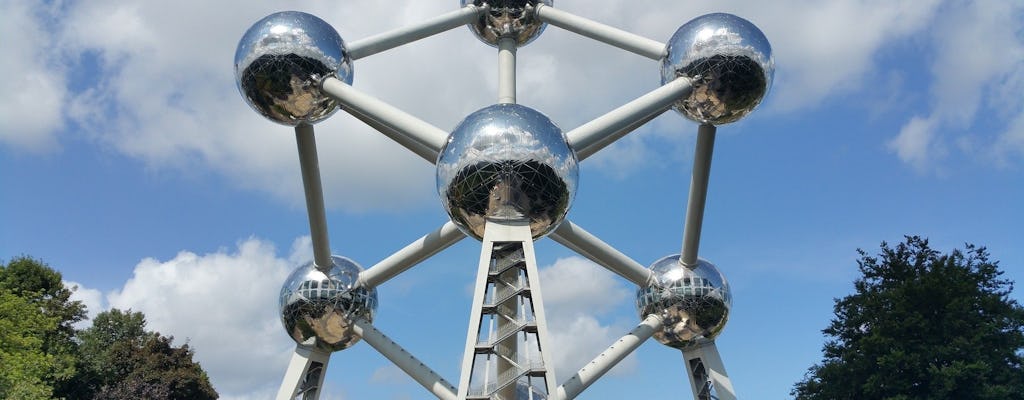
[793,236,1024,399]
[0,256,218,399]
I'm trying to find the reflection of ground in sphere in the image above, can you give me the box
[235,11,353,126]
[661,13,774,125]
[636,255,731,349]
[461,0,552,47]
[279,256,377,352]
[437,104,577,240]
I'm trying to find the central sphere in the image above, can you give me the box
[279,256,377,352]
[437,104,577,240]
[636,255,732,349]
[235,11,353,126]
[462,0,552,47]
[661,13,774,125]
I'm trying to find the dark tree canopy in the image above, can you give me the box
[793,236,1024,400]
[0,257,218,399]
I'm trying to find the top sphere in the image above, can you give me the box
[279,256,378,352]
[461,0,552,47]
[661,13,774,125]
[636,255,731,349]
[437,103,577,241]
[235,11,353,126]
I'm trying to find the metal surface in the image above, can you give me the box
[352,319,459,400]
[534,4,665,60]
[236,11,352,126]
[358,221,466,288]
[277,345,331,400]
[566,77,692,160]
[457,220,557,400]
[437,103,578,240]
[280,256,378,352]
[551,314,663,400]
[636,256,731,349]
[348,5,485,60]
[549,220,651,287]
[295,124,333,270]
[498,37,517,104]
[321,77,449,153]
[682,341,737,400]
[461,0,552,47]
[680,124,716,267]
[661,13,774,125]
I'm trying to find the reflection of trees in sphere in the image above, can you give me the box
[636,255,731,349]
[279,256,377,352]
[461,0,552,47]
[437,104,577,240]
[234,11,353,126]
[661,13,774,125]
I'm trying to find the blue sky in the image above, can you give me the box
[2,0,1023,398]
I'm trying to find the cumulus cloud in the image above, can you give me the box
[0,0,67,151]
[70,237,303,399]
[539,257,637,379]
[886,1,1024,171]
[9,0,1004,207]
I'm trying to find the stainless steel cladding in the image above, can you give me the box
[437,104,577,240]
[235,11,353,126]
[279,256,378,352]
[461,0,552,47]
[661,13,774,125]
[637,256,732,349]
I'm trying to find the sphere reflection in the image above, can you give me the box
[461,0,551,47]
[661,13,774,125]
[636,255,731,349]
[437,104,577,240]
[279,256,377,352]
[235,11,353,126]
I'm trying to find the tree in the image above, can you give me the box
[0,256,86,398]
[793,236,1024,399]
[0,289,59,399]
[77,309,218,400]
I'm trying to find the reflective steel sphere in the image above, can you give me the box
[235,11,352,126]
[437,104,577,240]
[279,256,377,352]
[661,13,774,125]
[461,0,551,47]
[636,255,731,349]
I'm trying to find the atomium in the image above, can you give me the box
[662,13,774,125]
[637,255,732,349]
[436,103,577,240]
[235,11,353,126]
[462,0,552,47]
[279,256,378,352]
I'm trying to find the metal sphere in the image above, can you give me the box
[437,103,577,241]
[661,13,774,125]
[636,255,731,349]
[235,11,353,126]
[461,0,552,47]
[279,256,378,352]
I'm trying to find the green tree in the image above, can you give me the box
[793,236,1024,399]
[78,309,218,399]
[0,289,59,399]
[0,256,86,398]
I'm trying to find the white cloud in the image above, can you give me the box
[887,1,1024,171]
[18,0,980,208]
[73,237,304,399]
[65,280,106,329]
[539,257,637,379]
[0,0,67,151]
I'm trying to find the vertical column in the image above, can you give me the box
[498,37,517,104]
[682,341,736,400]
[458,220,557,399]
[276,345,331,400]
